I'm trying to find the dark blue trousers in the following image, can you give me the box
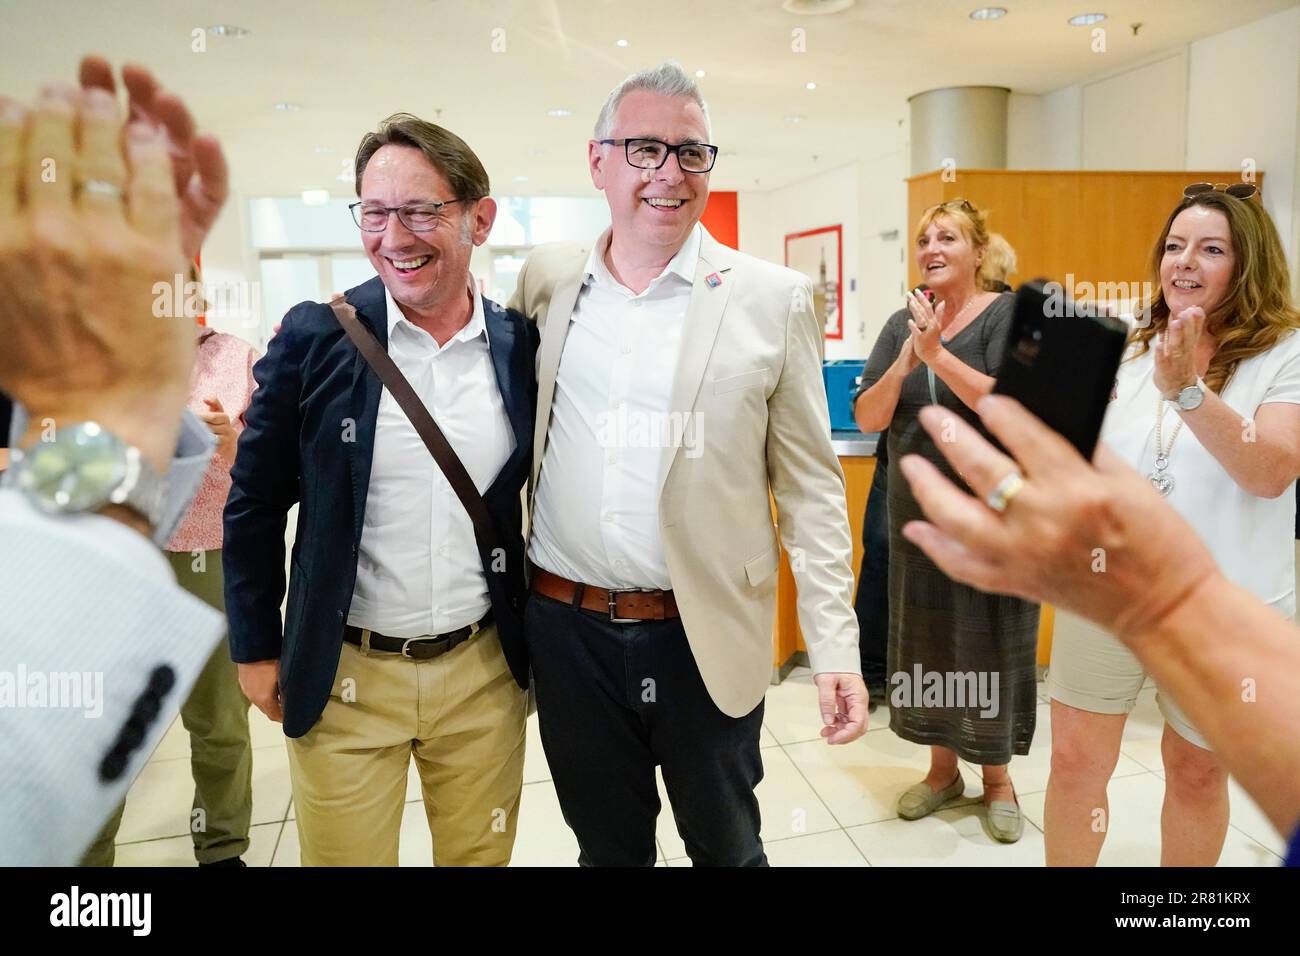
[526,593,767,867]
[855,435,890,688]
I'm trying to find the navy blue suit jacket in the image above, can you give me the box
[223,276,535,738]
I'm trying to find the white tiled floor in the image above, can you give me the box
[106,667,1284,867]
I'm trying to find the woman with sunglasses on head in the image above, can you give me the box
[1046,183,1300,866]
[854,199,1040,843]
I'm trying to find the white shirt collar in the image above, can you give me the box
[383,275,486,349]
[583,222,702,293]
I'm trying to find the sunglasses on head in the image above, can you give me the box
[927,197,976,214]
[1184,181,1257,200]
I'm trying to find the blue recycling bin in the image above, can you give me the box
[823,359,865,431]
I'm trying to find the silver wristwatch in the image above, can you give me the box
[8,421,166,527]
[1169,377,1207,411]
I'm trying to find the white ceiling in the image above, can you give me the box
[2,0,1295,198]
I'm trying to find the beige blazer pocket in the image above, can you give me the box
[744,541,781,587]
[712,368,768,395]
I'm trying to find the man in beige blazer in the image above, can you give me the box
[508,61,867,866]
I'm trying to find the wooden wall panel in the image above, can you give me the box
[770,454,1057,670]
[773,456,874,665]
[905,169,1262,295]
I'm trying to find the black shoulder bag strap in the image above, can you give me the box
[329,296,500,561]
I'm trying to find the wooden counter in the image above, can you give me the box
[771,440,1054,679]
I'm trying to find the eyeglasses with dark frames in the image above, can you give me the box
[598,138,719,173]
[349,198,474,233]
[1183,182,1258,201]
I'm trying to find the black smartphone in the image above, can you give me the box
[992,281,1129,460]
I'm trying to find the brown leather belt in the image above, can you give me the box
[530,566,679,622]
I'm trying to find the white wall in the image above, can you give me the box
[738,163,860,361]
[1186,4,1300,283]
[855,148,911,358]
[1082,52,1187,170]
[1006,92,1046,169]
[1008,84,1083,169]
[1042,84,1084,170]
[1007,5,1300,289]
[199,191,260,343]
[1010,51,1190,174]
[737,151,908,362]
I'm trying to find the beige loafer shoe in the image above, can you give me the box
[986,788,1024,843]
[896,771,965,821]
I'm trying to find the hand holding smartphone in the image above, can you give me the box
[992,281,1129,460]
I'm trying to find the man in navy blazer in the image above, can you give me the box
[223,114,534,866]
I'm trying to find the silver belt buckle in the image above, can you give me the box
[400,633,450,659]
[401,618,483,658]
[400,636,432,659]
[607,589,644,624]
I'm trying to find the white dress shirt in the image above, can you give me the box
[529,224,701,589]
[348,282,514,637]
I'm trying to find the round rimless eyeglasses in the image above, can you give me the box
[349,198,473,233]
[1184,182,1258,201]
[598,138,719,173]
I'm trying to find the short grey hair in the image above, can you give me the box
[593,61,712,141]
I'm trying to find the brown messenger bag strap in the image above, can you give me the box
[328,295,500,559]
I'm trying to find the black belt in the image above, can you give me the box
[343,613,493,660]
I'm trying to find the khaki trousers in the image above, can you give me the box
[287,623,527,866]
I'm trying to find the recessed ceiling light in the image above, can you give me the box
[273,102,301,112]
[969,7,1007,20]
[312,146,333,154]
[695,69,706,78]
[336,168,353,182]
[1068,12,1107,25]
[514,175,529,182]
[616,39,629,47]
[546,108,572,118]
[781,0,856,15]
[301,190,330,205]
[806,82,817,90]
[208,24,251,38]
[784,114,806,123]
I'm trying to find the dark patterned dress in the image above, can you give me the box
[859,294,1039,764]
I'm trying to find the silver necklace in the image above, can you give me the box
[1148,397,1184,497]
[938,293,979,331]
